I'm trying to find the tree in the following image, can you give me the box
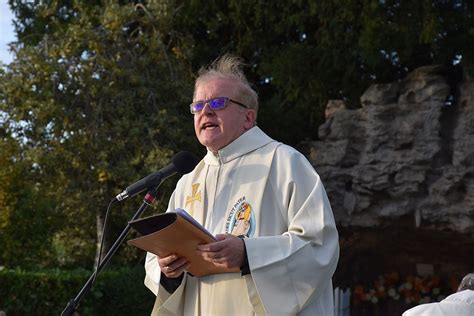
[167,0,474,143]
[1,1,198,268]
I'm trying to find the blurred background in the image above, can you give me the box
[0,1,473,315]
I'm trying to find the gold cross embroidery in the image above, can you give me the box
[185,183,201,214]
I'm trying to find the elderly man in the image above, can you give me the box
[403,273,474,316]
[144,54,339,315]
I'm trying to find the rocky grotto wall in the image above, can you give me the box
[309,65,474,233]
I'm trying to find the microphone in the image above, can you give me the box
[115,151,198,202]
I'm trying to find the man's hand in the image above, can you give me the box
[158,254,190,278]
[196,234,245,269]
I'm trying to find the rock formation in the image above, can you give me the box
[308,65,474,234]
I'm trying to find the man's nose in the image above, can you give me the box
[201,102,215,115]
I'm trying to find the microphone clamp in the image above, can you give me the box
[115,191,129,202]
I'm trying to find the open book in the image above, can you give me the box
[128,209,239,277]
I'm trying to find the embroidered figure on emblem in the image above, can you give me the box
[226,197,255,237]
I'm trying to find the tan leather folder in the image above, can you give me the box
[128,209,239,277]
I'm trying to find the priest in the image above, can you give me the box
[144,54,340,315]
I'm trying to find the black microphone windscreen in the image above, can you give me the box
[172,151,199,174]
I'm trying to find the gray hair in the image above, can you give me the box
[458,273,474,291]
[194,54,259,114]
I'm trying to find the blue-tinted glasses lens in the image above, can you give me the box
[192,102,205,112]
[208,97,227,110]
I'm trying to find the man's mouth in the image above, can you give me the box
[202,122,218,130]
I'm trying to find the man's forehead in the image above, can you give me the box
[195,78,239,97]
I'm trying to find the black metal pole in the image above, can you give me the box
[61,188,159,316]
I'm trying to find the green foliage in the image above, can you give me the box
[1,1,199,269]
[162,0,474,142]
[0,266,154,315]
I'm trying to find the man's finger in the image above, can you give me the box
[166,257,189,270]
[214,234,228,241]
[197,240,226,252]
[162,257,190,278]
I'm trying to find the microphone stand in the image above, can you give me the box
[61,187,161,316]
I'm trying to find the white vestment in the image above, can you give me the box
[402,290,474,316]
[144,127,339,315]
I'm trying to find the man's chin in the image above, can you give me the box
[200,140,221,153]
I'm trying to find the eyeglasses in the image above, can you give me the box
[190,97,248,114]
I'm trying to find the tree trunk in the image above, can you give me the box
[94,212,110,268]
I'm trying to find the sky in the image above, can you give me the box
[0,1,16,64]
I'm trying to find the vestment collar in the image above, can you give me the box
[203,126,274,165]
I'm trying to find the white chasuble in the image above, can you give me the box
[145,127,339,315]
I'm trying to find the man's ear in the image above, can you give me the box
[244,109,257,130]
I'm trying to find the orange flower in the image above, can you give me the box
[354,285,365,295]
[376,287,386,299]
[414,277,424,291]
[352,285,366,304]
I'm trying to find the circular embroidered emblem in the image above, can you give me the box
[225,197,255,237]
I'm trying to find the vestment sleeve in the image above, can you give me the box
[143,189,188,313]
[243,147,340,314]
[144,189,177,294]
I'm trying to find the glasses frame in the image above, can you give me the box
[190,97,248,114]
